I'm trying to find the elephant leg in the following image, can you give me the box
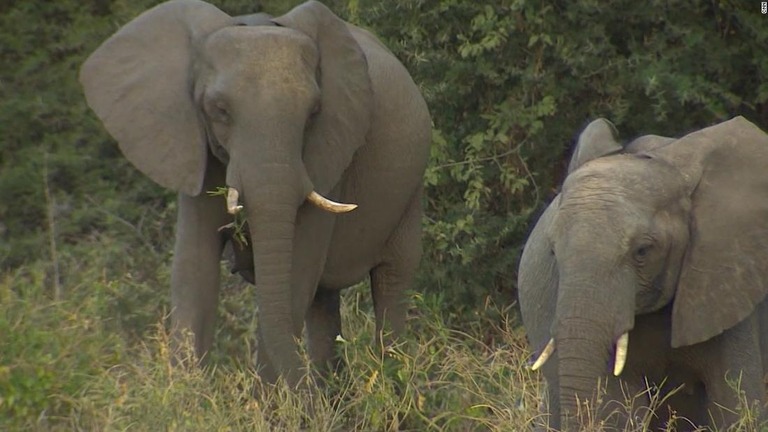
[369,263,409,343]
[306,288,343,375]
[170,162,230,362]
[658,379,707,431]
[254,330,280,384]
[757,298,768,382]
[702,315,766,428]
[624,376,704,431]
[369,188,423,343]
[598,376,648,430]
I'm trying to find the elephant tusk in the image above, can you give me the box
[307,191,358,213]
[530,338,555,371]
[227,188,243,214]
[613,332,629,376]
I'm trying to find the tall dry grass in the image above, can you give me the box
[1,238,764,431]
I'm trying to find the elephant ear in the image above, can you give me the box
[273,1,372,194]
[80,0,232,196]
[657,117,768,348]
[518,196,560,355]
[567,118,623,175]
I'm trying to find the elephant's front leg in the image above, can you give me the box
[170,171,230,362]
[601,375,654,430]
[701,314,766,428]
[306,288,342,375]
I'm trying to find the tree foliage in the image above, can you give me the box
[1,0,766,314]
[338,0,767,310]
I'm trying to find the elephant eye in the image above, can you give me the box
[212,103,230,123]
[205,97,231,124]
[633,244,653,262]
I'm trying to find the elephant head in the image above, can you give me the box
[80,0,372,380]
[523,117,768,428]
[80,0,369,200]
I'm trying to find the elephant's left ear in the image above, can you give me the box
[656,117,768,348]
[273,1,372,194]
[567,118,623,175]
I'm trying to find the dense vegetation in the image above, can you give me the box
[1,0,766,429]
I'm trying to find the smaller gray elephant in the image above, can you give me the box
[518,117,768,430]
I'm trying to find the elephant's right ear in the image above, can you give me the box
[567,118,623,175]
[80,0,232,196]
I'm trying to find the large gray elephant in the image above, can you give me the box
[518,117,768,430]
[80,0,431,387]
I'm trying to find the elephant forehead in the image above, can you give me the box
[551,191,642,254]
[204,27,319,82]
[564,155,684,200]
[554,156,688,238]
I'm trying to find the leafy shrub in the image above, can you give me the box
[337,0,767,312]
[0,262,125,429]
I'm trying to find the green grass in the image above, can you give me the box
[1,237,764,431]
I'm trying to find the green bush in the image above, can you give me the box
[0,262,125,428]
[337,0,767,311]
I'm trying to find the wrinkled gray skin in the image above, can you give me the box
[80,0,431,387]
[519,117,768,430]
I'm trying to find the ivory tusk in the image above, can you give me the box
[307,191,358,213]
[613,332,629,376]
[227,188,243,214]
[531,338,555,371]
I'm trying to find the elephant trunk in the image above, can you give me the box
[554,264,635,430]
[228,156,311,387]
[247,201,301,384]
[556,317,614,430]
